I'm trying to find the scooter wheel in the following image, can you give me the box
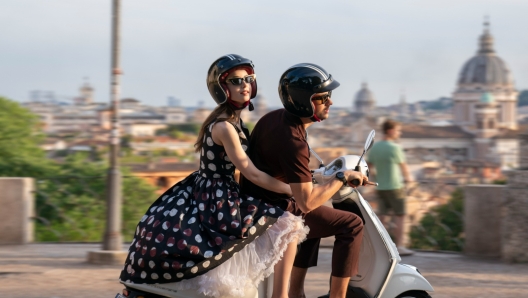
[396,290,432,298]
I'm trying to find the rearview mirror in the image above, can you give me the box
[364,130,375,152]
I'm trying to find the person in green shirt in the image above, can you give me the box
[367,119,414,256]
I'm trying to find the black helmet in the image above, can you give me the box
[278,63,340,118]
[207,54,257,105]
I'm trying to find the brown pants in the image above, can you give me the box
[282,198,364,278]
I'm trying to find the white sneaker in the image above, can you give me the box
[397,246,415,256]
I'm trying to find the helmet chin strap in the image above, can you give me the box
[227,98,254,111]
[310,113,321,122]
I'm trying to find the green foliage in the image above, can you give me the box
[244,122,255,133]
[0,97,161,242]
[169,130,185,139]
[0,97,54,177]
[151,148,178,157]
[518,90,528,107]
[492,179,507,185]
[35,153,157,242]
[120,154,150,163]
[409,188,464,251]
[162,123,201,135]
[121,134,133,148]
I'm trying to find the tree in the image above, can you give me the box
[0,97,54,177]
[409,188,464,251]
[518,90,528,107]
[35,153,158,241]
[159,123,201,136]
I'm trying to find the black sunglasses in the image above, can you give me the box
[311,91,332,105]
[226,74,256,86]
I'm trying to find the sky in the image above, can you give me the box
[1,0,528,108]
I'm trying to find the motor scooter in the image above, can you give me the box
[115,130,433,298]
[310,129,433,298]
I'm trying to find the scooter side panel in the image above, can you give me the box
[338,194,391,298]
[380,264,434,298]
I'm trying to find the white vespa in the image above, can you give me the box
[116,130,433,298]
[310,129,433,298]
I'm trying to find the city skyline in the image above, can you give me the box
[1,0,527,108]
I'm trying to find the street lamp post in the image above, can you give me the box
[103,0,123,251]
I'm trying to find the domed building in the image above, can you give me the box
[453,20,518,131]
[74,80,94,106]
[354,82,376,115]
[306,20,523,173]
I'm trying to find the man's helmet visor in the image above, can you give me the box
[313,74,340,93]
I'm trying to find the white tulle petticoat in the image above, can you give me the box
[148,211,308,297]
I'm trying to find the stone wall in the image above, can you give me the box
[0,178,35,244]
[502,170,528,262]
[500,128,528,262]
[519,131,528,169]
[464,185,504,257]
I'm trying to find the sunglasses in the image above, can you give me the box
[226,74,256,86]
[311,91,332,105]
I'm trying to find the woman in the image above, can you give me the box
[119,54,308,298]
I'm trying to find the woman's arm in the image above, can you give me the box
[211,121,292,196]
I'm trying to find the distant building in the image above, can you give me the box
[191,106,213,123]
[453,20,518,131]
[129,136,194,154]
[163,106,187,124]
[24,81,207,133]
[74,81,94,105]
[127,162,197,194]
[400,21,522,170]
[41,139,67,152]
[123,123,167,137]
[353,83,376,116]
[308,20,522,172]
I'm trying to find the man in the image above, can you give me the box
[241,63,370,298]
[366,119,414,256]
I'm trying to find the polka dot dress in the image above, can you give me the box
[120,120,284,285]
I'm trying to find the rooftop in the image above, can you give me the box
[401,125,474,139]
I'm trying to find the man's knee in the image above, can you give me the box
[340,213,364,237]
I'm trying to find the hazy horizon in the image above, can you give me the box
[1,0,527,108]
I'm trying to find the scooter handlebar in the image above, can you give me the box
[350,179,378,187]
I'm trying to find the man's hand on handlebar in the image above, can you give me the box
[343,170,375,187]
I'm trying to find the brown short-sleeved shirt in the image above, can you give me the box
[241,109,312,203]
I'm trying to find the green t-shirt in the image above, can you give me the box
[366,140,405,190]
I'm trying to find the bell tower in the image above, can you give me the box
[474,92,499,160]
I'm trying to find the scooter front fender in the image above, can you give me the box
[380,264,434,298]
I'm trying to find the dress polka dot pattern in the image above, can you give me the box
[119,120,284,284]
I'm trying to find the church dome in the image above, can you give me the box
[354,83,376,103]
[458,22,513,86]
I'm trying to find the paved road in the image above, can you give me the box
[0,243,527,298]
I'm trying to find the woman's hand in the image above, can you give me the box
[212,121,291,195]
